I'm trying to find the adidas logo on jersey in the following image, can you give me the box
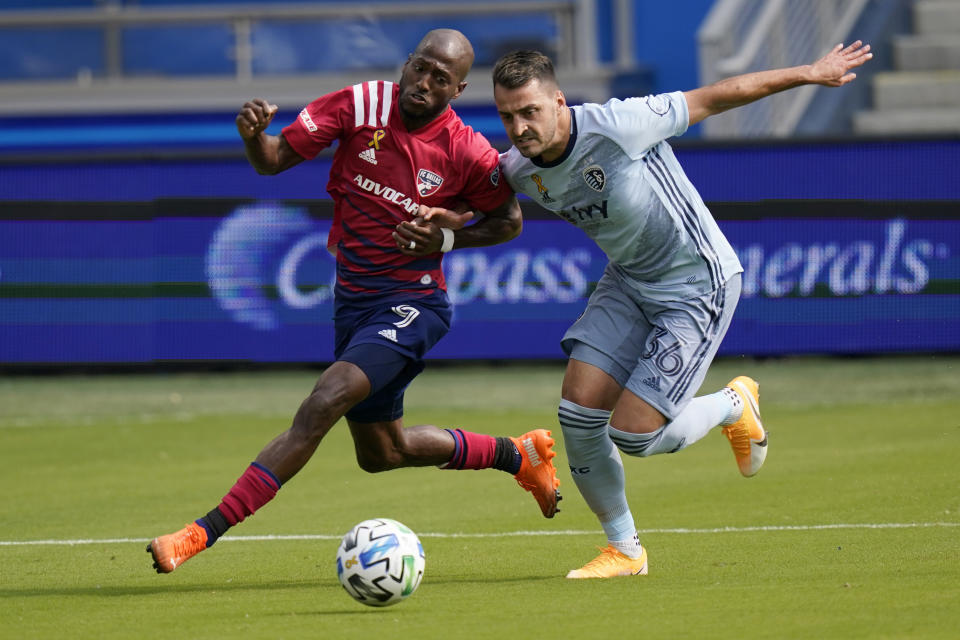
[378,329,397,342]
[359,148,378,165]
[640,376,662,392]
[522,437,542,467]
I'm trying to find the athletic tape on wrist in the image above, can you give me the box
[440,227,455,253]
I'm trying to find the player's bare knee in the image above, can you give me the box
[561,388,595,411]
[354,452,385,473]
[298,385,363,434]
[355,447,402,473]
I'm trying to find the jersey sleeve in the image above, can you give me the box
[498,150,519,192]
[455,132,514,212]
[591,91,689,159]
[280,86,353,160]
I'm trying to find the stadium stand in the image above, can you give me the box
[0,1,609,105]
[854,0,960,135]
[0,1,944,146]
[0,0,644,151]
[699,0,880,138]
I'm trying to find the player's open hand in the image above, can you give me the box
[236,98,279,140]
[809,41,872,87]
[418,203,475,230]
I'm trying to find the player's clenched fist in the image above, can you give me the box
[236,98,279,140]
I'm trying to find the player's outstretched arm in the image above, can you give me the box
[236,98,305,175]
[393,195,522,256]
[684,41,873,126]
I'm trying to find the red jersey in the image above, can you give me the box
[282,81,512,306]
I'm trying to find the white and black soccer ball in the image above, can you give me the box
[335,518,425,607]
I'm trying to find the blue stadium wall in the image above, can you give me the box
[0,0,712,93]
[1,3,956,364]
[2,138,958,364]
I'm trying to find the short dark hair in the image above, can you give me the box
[492,50,556,89]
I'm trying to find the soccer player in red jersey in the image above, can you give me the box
[148,29,560,574]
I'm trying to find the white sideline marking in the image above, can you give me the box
[1,522,957,547]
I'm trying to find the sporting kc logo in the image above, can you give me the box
[582,165,606,192]
[645,94,670,116]
[416,169,444,197]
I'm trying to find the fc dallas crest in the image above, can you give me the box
[417,169,444,197]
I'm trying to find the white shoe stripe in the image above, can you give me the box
[732,380,759,415]
[732,380,762,429]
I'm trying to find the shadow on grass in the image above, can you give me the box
[418,574,558,586]
[1,572,558,600]
[0,579,322,599]
[264,608,396,617]
[260,574,561,617]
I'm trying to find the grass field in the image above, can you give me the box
[2,356,959,639]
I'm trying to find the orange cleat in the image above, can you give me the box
[509,429,561,518]
[147,522,208,574]
[722,376,768,477]
[566,545,649,579]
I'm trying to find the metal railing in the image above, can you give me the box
[0,0,600,82]
[697,0,870,138]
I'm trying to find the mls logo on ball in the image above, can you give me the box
[582,165,606,192]
[336,518,425,607]
[417,169,444,197]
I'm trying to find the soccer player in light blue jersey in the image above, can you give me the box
[485,42,873,578]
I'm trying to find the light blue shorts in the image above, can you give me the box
[561,265,742,420]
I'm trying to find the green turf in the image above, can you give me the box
[2,356,959,638]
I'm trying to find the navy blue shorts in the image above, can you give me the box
[335,300,451,423]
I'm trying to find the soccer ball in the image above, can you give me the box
[335,518,425,607]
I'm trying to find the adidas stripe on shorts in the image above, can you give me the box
[561,265,742,420]
[336,299,451,422]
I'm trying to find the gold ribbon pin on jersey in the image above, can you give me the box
[531,173,555,203]
[369,129,385,150]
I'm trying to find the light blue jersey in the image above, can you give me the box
[500,92,742,301]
